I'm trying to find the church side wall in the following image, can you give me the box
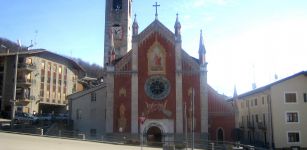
[182,74,201,133]
[114,74,132,133]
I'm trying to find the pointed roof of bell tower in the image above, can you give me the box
[198,30,207,65]
[233,85,238,98]
[199,30,206,55]
[132,14,139,36]
[174,13,181,42]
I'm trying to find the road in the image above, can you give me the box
[0,132,161,150]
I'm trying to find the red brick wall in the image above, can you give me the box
[208,86,235,141]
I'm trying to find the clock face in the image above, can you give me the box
[111,26,122,40]
[145,76,170,100]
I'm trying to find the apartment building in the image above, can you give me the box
[233,71,307,149]
[0,49,85,116]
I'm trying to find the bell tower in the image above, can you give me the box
[104,0,132,65]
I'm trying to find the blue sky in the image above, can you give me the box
[1,0,307,96]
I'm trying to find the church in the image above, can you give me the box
[69,0,235,145]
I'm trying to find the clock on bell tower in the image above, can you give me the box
[104,0,132,65]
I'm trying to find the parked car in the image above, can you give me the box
[55,113,68,121]
[14,112,38,124]
[37,113,53,121]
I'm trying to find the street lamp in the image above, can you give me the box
[11,40,22,127]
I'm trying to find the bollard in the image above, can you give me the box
[59,130,62,137]
[211,142,215,150]
[40,128,44,136]
[79,133,85,140]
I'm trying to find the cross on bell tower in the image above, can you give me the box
[153,1,160,20]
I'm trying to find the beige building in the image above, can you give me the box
[234,71,307,149]
[0,49,85,116]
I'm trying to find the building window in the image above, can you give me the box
[26,58,32,64]
[246,100,249,107]
[285,93,297,103]
[90,129,97,137]
[47,62,51,72]
[46,91,50,98]
[113,0,122,10]
[286,112,299,123]
[288,132,300,143]
[41,61,45,69]
[304,93,307,103]
[262,97,264,105]
[241,102,244,108]
[58,66,62,74]
[255,114,259,123]
[263,114,266,125]
[76,109,82,120]
[254,98,257,106]
[91,93,96,102]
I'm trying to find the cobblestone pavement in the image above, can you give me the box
[0,132,161,150]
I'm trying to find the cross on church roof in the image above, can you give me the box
[153,1,160,20]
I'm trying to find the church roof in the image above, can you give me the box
[137,19,175,44]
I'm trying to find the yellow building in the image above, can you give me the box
[0,49,85,116]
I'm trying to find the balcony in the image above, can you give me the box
[17,78,32,87]
[239,122,245,129]
[18,63,36,72]
[16,89,31,103]
[247,122,255,130]
[257,122,267,130]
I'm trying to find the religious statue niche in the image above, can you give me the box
[147,42,166,75]
[119,87,126,97]
[117,103,127,132]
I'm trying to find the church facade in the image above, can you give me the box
[103,0,208,142]
[69,0,235,144]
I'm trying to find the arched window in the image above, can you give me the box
[217,128,224,141]
[113,0,122,10]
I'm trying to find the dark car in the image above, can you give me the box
[14,112,38,124]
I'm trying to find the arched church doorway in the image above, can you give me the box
[217,128,224,142]
[146,126,162,146]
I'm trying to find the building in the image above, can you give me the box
[69,83,107,138]
[69,0,237,145]
[233,71,307,149]
[71,0,208,144]
[0,48,85,117]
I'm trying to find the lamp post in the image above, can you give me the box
[11,41,21,127]
[191,88,195,150]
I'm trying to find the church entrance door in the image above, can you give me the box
[146,126,162,146]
